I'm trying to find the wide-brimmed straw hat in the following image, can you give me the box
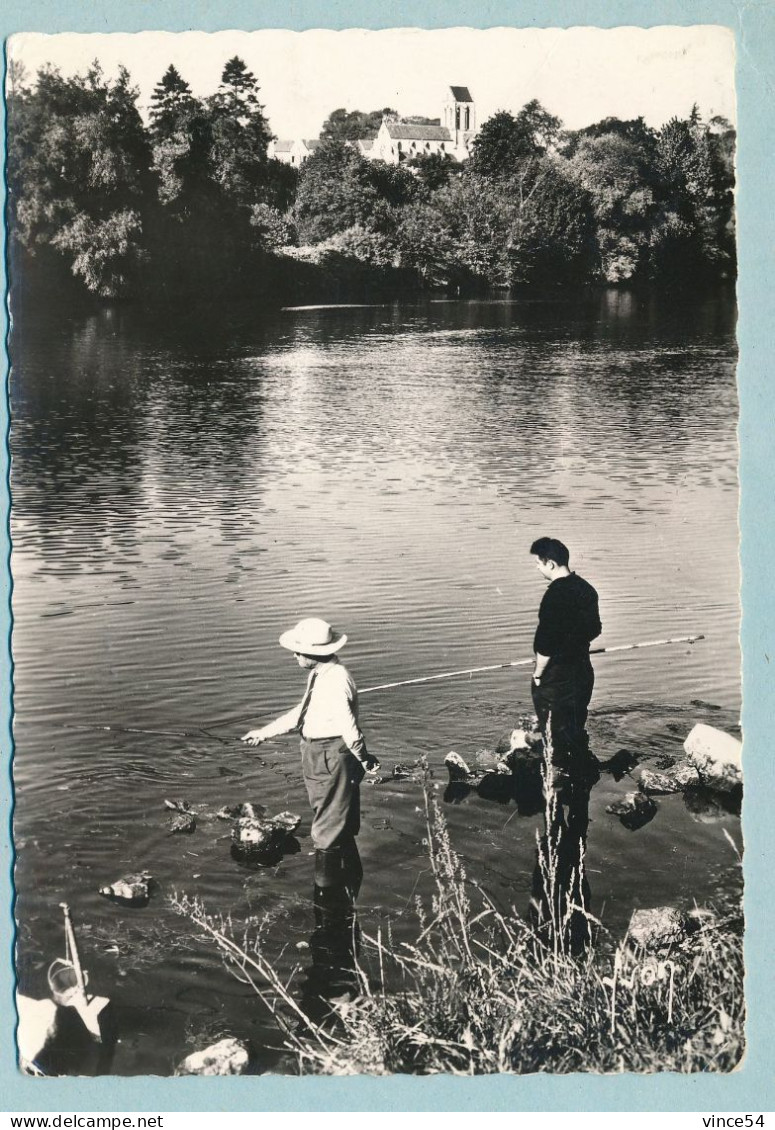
[278,618,347,657]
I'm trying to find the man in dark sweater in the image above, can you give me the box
[530,537,602,775]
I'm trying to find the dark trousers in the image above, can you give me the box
[300,736,364,850]
[531,659,595,766]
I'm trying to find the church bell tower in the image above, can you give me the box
[443,86,476,149]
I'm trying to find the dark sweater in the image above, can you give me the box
[533,573,602,663]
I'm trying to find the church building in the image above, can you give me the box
[270,86,477,167]
[368,86,477,165]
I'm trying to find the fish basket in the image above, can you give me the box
[47,958,87,1007]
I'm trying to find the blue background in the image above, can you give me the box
[2,0,773,1112]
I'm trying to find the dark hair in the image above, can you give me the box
[530,537,570,567]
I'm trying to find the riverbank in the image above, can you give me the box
[173,762,744,1076]
[10,242,738,322]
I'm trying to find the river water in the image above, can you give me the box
[10,288,741,1074]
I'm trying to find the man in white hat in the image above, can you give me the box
[241,617,378,894]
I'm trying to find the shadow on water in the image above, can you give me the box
[531,772,596,957]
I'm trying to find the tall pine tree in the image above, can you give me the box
[149,64,198,141]
[207,56,273,209]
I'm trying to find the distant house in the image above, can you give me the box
[355,138,376,158]
[268,138,321,166]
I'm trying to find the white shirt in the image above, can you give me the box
[256,657,367,759]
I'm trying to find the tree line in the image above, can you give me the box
[6,57,736,304]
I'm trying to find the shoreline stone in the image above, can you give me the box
[639,763,700,795]
[628,906,688,951]
[175,1037,249,1076]
[684,723,742,794]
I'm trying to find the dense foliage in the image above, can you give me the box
[8,57,293,301]
[6,57,736,303]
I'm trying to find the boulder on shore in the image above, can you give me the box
[445,752,478,782]
[175,1037,249,1076]
[639,763,700,795]
[628,906,688,951]
[684,723,742,793]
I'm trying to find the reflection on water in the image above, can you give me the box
[300,840,363,1021]
[10,288,740,1073]
[532,774,595,957]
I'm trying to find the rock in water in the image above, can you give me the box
[600,748,639,780]
[639,764,700,795]
[445,751,474,782]
[474,748,501,772]
[628,907,688,951]
[268,811,301,835]
[231,810,302,861]
[606,792,654,816]
[169,811,196,834]
[99,872,154,905]
[217,802,264,821]
[606,791,658,830]
[164,799,196,833]
[509,715,543,753]
[232,817,277,852]
[684,723,742,793]
[175,1037,249,1076]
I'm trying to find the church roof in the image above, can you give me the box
[385,123,453,142]
[272,139,293,152]
[449,85,473,102]
[304,139,321,151]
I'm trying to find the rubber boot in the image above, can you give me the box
[314,847,343,889]
[313,848,351,933]
[339,836,363,902]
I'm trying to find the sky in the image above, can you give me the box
[8,26,736,139]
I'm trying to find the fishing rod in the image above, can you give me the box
[60,634,704,737]
[359,634,705,694]
[206,633,706,729]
